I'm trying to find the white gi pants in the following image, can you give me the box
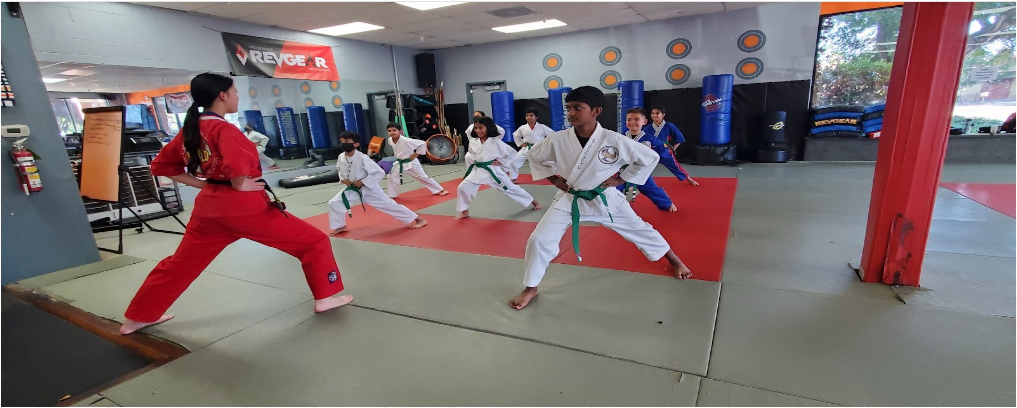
[508,147,530,180]
[386,160,445,198]
[328,187,418,229]
[456,179,534,212]
[256,147,276,169]
[522,203,671,287]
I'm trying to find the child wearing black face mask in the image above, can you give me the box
[327,131,427,235]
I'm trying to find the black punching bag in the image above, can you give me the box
[756,111,789,163]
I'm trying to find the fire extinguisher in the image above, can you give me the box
[9,138,42,195]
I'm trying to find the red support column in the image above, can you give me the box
[859,2,974,286]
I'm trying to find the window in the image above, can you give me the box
[811,6,903,108]
[954,2,1016,130]
[812,3,1016,131]
[49,98,110,137]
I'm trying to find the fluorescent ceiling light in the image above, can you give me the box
[42,77,67,83]
[309,22,384,36]
[396,2,462,11]
[493,19,566,33]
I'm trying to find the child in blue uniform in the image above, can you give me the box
[619,108,677,211]
[643,106,699,186]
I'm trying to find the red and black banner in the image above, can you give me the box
[222,33,339,82]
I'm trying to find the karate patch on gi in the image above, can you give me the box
[599,146,619,164]
[327,271,338,283]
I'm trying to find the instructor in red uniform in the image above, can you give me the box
[119,73,353,335]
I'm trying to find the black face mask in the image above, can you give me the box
[339,143,356,153]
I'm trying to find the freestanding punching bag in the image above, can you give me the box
[306,106,340,161]
[491,91,515,143]
[275,107,306,159]
[756,111,789,163]
[548,87,572,131]
[306,106,330,149]
[695,74,737,164]
[242,110,267,134]
[342,103,368,136]
[617,80,644,133]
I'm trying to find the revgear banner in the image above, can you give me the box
[222,33,339,82]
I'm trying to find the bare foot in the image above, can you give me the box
[314,295,354,313]
[329,227,349,236]
[436,190,450,196]
[687,178,700,186]
[531,200,542,211]
[454,210,469,220]
[668,204,678,212]
[509,287,539,310]
[512,179,519,183]
[119,315,174,335]
[409,218,428,229]
[672,262,693,279]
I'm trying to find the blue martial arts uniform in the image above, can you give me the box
[643,121,690,181]
[616,131,674,210]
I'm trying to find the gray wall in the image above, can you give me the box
[20,2,422,99]
[1,4,101,284]
[434,3,820,104]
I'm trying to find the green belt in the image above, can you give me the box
[464,160,508,190]
[568,186,613,262]
[397,158,413,184]
[341,184,366,217]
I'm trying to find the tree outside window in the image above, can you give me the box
[811,3,1015,129]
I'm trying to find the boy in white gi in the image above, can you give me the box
[508,107,555,182]
[328,131,428,235]
[455,116,541,221]
[385,122,450,199]
[510,86,693,310]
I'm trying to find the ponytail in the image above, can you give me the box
[180,72,235,175]
[182,103,202,175]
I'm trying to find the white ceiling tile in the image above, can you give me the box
[135,2,210,12]
[190,2,291,19]
[424,2,521,17]
[398,17,467,33]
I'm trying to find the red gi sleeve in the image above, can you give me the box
[150,135,187,177]
[216,126,260,179]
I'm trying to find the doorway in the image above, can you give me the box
[366,90,396,155]
[466,80,507,118]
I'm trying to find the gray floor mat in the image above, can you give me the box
[37,261,312,351]
[101,305,702,406]
[207,237,720,375]
[926,217,1016,258]
[891,251,1016,317]
[934,187,1017,222]
[728,211,867,247]
[341,241,719,375]
[720,236,895,301]
[14,255,145,290]
[71,395,121,407]
[94,231,183,262]
[708,283,1016,406]
[696,379,839,406]
[417,184,558,222]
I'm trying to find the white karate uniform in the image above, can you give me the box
[523,123,671,287]
[245,130,276,169]
[456,137,535,212]
[509,122,555,180]
[328,150,418,229]
[385,135,445,198]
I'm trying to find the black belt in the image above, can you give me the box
[207,178,288,217]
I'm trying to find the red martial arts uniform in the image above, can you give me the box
[123,113,343,323]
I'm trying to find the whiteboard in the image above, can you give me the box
[79,107,125,202]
